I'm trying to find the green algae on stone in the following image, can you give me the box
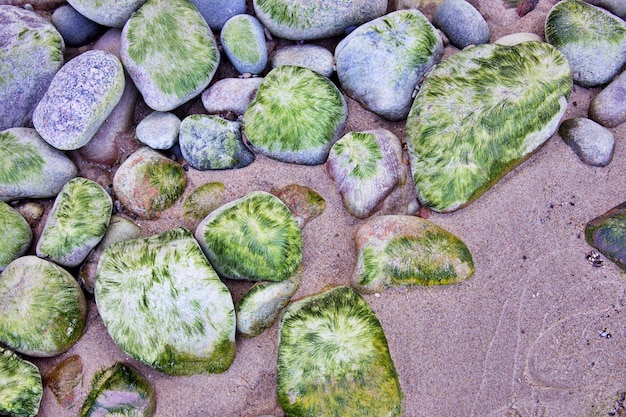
[0,201,32,272]
[277,285,403,416]
[95,228,236,375]
[0,348,43,417]
[120,0,220,111]
[0,256,87,357]
[585,202,626,271]
[195,191,302,282]
[220,14,268,74]
[243,65,347,165]
[352,215,474,294]
[236,266,302,338]
[36,177,112,267]
[545,0,626,87]
[406,41,572,212]
[79,362,155,417]
[182,182,225,223]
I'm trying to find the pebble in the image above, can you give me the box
[43,355,83,409]
[253,0,387,40]
[0,5,64,131]
[589,70,626,128]
[271,184,326,228]
[0,201,32,272]
[0,127,78,202]
[351,215,474,293]
[113,147,187,219]
[66,0,147,27]
[179,115,254,170]
[271,44,335,78]
[51,4,104,47]
[559,118,615,167]
[201,77,263,116]
[189,0,246,31]
[135,111,181,150]
[182,182,225,223]
[326,129,405,218]
[585,202,626,271]
[584,0,626,17]
[120,0,220,111]
[0,348,42,417]
[432,0,490,49]
[335,9,443,120]
[494,32,542,46]
[545,0,626,87]
[33,50,125,150]
[221,14,268,75]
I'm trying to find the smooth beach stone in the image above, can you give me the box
[545,0,626,87]
[0,6,64,131]
[327,129,405,219]
[221,14,268,75]
[277,285,403,417]
[0,348,43,417]
[79,362,155,417]
[253,0,387,40]
[92,27,122,58]
[271,44,334,77]
[95,228,236,375]
[195,191,302,282]
[189,0,246,31]
[0,256,87,357]
[559,118,615,167]
[495,32,543,46]
[112,147,187,219]
[589,70,626,128]
[236,266,302,338]
[406,42,572,212]
[120,0,220,111]
[179,115,254,170]
[336,10,443,121]
[0,202,32,272]
[182,182,225,223]
[36,178,112,268]
[135,111,181,150]
[33,50,125,151]
[272,184,326,228]
[0,128,77,202]
[351,215,474,294]
[51,5,104,47]
[584,0,626,17]
[66,0,147,27]
[43,355,83,408]
[432,0,490,49]
[585,202,626,271]
[243,65,348,165]
[201,77,264,116]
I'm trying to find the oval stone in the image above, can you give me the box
[201,77,264,116]
[189,0,246,31]
[271,44,334,77]
[135,111,181,150]
[33,50,125,150]
[66,0,147,27]
[221,14,268,75]
[589,70,626,128]
[0,201,32,272]
[51,5,104,47]
[559,117,615,167]
[432,0,490,49]
[585,202,626,271]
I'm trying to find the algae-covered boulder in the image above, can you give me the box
[95,228,236,375]
[585,202,626,271]
[277,285,403,416]
[0,201,32,272]
[0,348,43,417]
[406,41,572,212]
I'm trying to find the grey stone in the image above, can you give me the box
[201,77,263,116]
[136,111,181,150]
[51,4,104,47]
[189,0,246,31]
[433,0,490,49]
[0,6,64,131]
[271,44,334,77]
[584,0,626,17]
[66,0,147,27]
[33,49,125,150]
[0,201,32,272]
[559,118,615,167]
[221,14,268,75]
[589,70,626,128]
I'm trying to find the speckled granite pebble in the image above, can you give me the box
[589,70,626,128]
[202,77,263,116]
[136,111,181,150]
[271,44,334,77]
[433,0,490,49]
[559,118,615,167]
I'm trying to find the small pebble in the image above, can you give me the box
[559,117,615,167]
[221,14,268,75]
[271,44,335,77]
[589,70,626,128]
[135,111,181,150]
[202,77,263,116]
[189,0,246,31]
[51,5,104,47]
[433,0,490,49]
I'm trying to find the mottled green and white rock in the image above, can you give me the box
[351,215,474,294]
[120,0,220,111]
[113,147,187,219]
[585,202,626,271]
[67,0,146,27]
[221,14,268,75]
[545,0,626,87]
[236,266,302,338]
[271,44,334,77]
[33,50,125,150]
[243,65,347,165]
[559,117,615,167]
[327,129,405,219]
[0,348,43,417]
[0,256,87,357]
[201,77,264,116]
[95,228,236,375]
[335,10,443,120]
[0,202,32,273]
[36,178,112,268]
[0,5,64,131]
[182,182,225,223]
[195,191,302,282]
[0,128,77,202]
[179,115,254,170]
[277,285,403,416]
[406,42,572,212]
[272,184,326,228]
[79,362,155,417]
[135,111,181,150]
